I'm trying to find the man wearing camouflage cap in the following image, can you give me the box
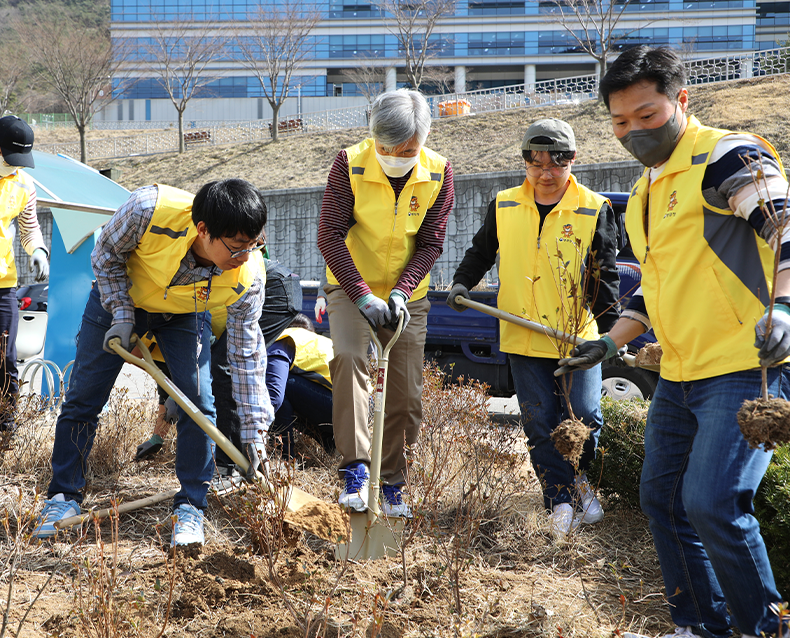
[447,118,620,539]
[0,115,49,430]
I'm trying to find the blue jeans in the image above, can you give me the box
[48,286,216,510]
[272,374,334,455]
[641,368,787,638]
[0,287,18,426]
[509,354,603,510]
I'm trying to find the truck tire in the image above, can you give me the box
[601,365,658,401]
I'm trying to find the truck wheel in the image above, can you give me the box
[601,365,657,401]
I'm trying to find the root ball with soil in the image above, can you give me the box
[551,419,593,467]
[737,397,790,450]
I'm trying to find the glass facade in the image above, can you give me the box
[110,0,774,98]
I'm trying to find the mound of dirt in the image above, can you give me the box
[737,396,790,450]
[635,342,663,367]
[286,500,349,543]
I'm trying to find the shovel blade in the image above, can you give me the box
[335,512,405,560]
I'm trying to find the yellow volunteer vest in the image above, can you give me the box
[326,138,447,301]
[127,184,258,315]
[625,116,780,381]
[0,169,35,288]
[497,174,607,358]
[277,327,334,390]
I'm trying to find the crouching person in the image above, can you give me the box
[33,179,273,547]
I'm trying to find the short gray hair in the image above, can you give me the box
[369,89,431,148]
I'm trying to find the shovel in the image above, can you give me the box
[453,296,659,371]
[106,336,324,516]
[335,314,406,561]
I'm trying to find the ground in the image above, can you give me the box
[7,74,790,638]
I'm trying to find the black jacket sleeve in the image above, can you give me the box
[451,198,499,289]
[587,202,621,333]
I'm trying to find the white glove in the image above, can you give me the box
[755,304,790,366]
[30,248,48,282]
[314,295,327,324]
[103,322,134,354]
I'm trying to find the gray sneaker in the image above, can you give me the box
[210,465,244,496]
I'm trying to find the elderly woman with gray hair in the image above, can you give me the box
[317,88,455,518]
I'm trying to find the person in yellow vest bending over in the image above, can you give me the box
[317,89,455,518]
[0,115,49,430]
[267,313,334,460]
[33,179,271,547]
[448,118,621,539]
[558,46,790,638]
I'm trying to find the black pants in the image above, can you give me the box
[0,287,18,428]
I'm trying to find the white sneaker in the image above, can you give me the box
[381,484,412,518]
[623,627,697,638]
[171,504,205,546]
[549,503,580,540]
[338,463,369,512]
[32,494,80,539]
[575,474,604,524]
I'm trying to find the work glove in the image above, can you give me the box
[243,442,269,483]
[355,292,391,329]
[386,290,410,331]
[135,434,164,461]
[163,397,179,424]
[30,248,49,282]
[755,304,790,366]
[103,322,134,354]
[314,295,327,324]
[555,335,619,377]
[446,282,471,312]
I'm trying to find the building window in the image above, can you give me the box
[468,32,526,55]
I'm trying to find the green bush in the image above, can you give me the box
[590,396,790,598]
[589,397,649,509]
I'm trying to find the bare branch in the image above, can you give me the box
[143,14,226,152]
[234,1,320,142]
[15,5,131,162]
[340,53,387,103]
[372,0,456,90]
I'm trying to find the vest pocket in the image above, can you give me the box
[707,264,744,326]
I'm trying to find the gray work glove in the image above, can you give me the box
[555,335,618,376]
[386,290,410,331]
[243,442,269,483]
[355,292,391,329]
[755,304,790,366]
[30,248,49,282]
[447,282,471,312]
[135,434,164,461]
[163,397,179,424]
[103,322,134,354]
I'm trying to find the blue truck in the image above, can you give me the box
[301,192,660,401]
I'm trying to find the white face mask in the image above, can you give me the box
[375,150,420,178]
[0,164,17,178]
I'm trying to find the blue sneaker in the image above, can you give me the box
[171,504,205,547]
[33,494,80,539]
[338,462,369,512]
[381,484,412,518]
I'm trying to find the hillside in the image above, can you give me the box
[31,73,790,194]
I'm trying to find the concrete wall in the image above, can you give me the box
[263,159,644,286]
[12,160,642,289]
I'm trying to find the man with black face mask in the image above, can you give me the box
[557,46,790,638]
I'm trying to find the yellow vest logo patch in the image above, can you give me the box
[561,223,574,238]
[409,196,419,212]
[194,286,211,304]
[668,191,678,211]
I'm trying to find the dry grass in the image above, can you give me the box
[30,74,790,195]
[0,366,674,637]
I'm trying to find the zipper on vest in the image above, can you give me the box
[163,285,169,300]
[643,245,650,265]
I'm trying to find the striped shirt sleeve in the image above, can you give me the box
[226,270,274,445]
[18,186,46,255]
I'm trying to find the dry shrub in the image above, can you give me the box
[0,394,57,474]
[737,397,790,451]
[414,363,524,614]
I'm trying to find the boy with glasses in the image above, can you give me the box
[447,118,620,539]
[33,180,272,547]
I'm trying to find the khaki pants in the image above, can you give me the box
[325,285,429,485]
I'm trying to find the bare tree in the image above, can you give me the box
[340,53,387,104]
[144,15,225,153]
[541,0,642,83]
[0,29,28,115]
[15,5,130,163]
[421,64,455,94]
[235,1,320,143]
[374,0,456,90]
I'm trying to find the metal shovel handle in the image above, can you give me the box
[454,295,639,368]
